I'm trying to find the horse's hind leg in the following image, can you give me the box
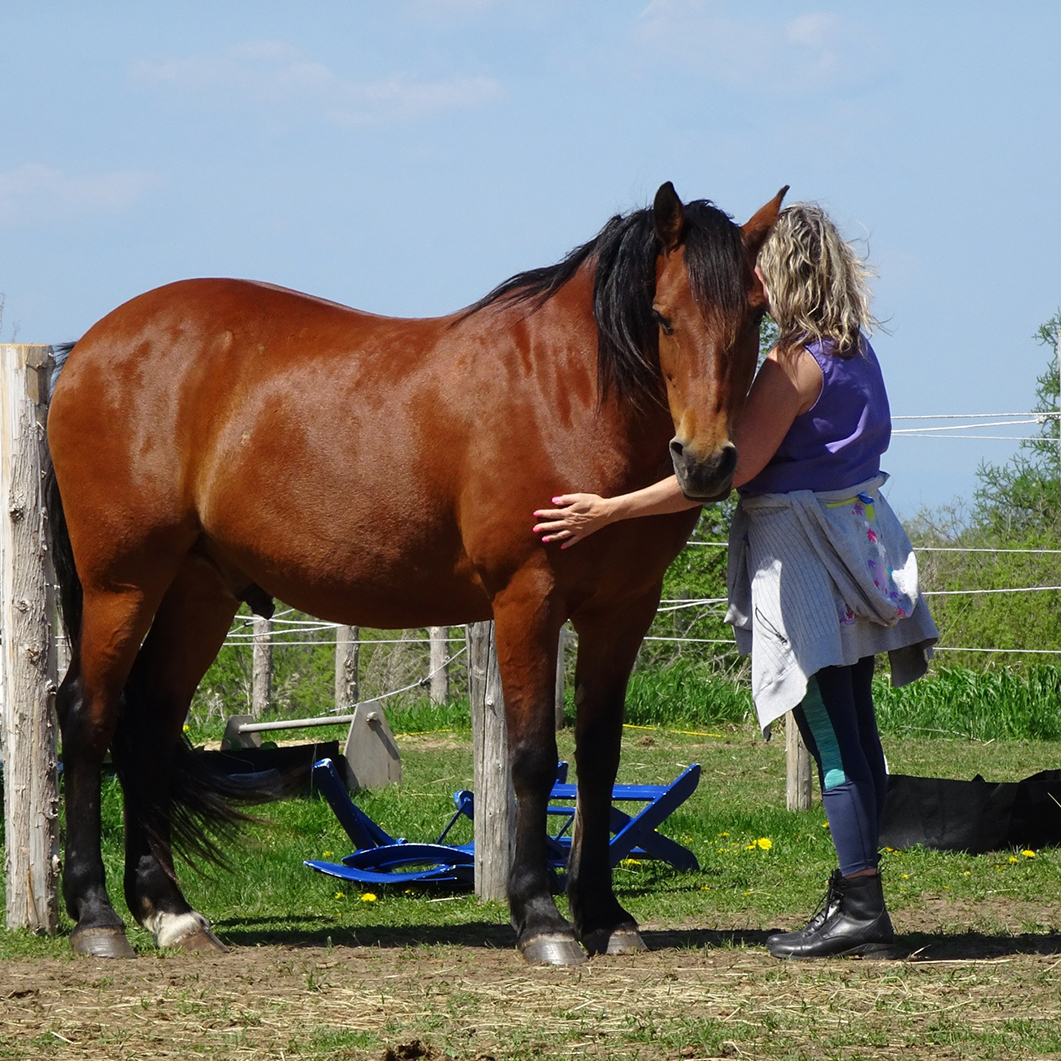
[117,554,240,953]
[567,596,660,956]
[60,585,174,958]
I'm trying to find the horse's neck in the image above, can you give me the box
[530,292,673,489]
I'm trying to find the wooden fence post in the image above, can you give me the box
[785,711,813,811]
[335,624,360,712]
[428,626,449,705]
[466,622,513,901]
[0,344,60,933]
[250,616,272,718]
[554,625,568,729]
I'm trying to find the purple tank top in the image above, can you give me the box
[739,335,891,496]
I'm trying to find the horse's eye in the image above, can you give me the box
[652,308,675,336]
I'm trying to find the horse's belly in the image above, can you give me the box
[271,566,494,629]
[203,517,493,629]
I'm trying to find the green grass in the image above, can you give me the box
[875,663,1061,740]
[8,720,1060,956]
[187,663,1061,748]
[4,717,1061,1060]
[624,662,1061,741]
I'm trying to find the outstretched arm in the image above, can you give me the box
[532,347,821,549]
[532,476,699,549]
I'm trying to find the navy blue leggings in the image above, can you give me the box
[792,657,887,876]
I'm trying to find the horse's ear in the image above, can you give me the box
[741,185,789,257]
[653,181,685,252]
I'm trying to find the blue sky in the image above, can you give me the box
[3,1,1059,520]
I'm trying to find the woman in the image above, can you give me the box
[533,203,938,959]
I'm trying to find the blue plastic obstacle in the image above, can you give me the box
[304,757,700,887]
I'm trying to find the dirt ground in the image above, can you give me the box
[3,903,1060,1061]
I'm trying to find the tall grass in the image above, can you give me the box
[183,661,1061,751]
[621,662,1061,742]
[623,658,752,729]
[874,664,1061,741]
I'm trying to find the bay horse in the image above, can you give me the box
[46,181,785,965]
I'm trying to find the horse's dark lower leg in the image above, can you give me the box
[492,597,583,965]
[122,807,227,952]
[118,557,238,952]
[117,719,229,953]
[567,598,659,954]
[58,665,136,958]
[508,729,582,964]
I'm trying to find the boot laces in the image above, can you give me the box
[803,869,844,933]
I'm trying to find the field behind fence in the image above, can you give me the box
[188,516,1061,744]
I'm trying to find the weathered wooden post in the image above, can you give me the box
[428,626,449,705]
[466,622,514,901]
[785,710,813,811]
[0,344,60,933]
[554,625,568,729]
[250,615,273,718]
[335,624,360,712]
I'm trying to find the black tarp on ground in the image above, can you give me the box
[197,740,343,797]
[880,770,1061,854]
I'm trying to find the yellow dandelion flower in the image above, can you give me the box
[322,851,333,858]
[334,891,345,900]
[361,892,378,903]
[900,873,909,880]
[1022,849,1037,859]
[621,858,643,867]
[1008,856,1019,863]
[718,832,729,839]
[756,838,772,850]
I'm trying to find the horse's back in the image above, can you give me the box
[46,278,515,624]
[46,274,690,628]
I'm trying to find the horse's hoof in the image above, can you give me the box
[520,933,587,966]
[172,925,230,953]
[70,924,136,959]
[582,926,647,956]
[150,911,229,953]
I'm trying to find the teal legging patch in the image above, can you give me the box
[799,676,847,791]
[792,659,888,876]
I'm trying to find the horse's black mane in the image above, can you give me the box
[463,199,746,406]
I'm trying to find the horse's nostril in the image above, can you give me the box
[669,438,684,459]
[719,443,737,478]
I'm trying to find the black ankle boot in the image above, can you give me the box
[766,871,900,959]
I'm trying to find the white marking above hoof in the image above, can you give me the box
[147,910,218,949]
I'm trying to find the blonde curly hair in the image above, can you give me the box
[757,203,880,357]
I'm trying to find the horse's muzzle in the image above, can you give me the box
[669,438,737,501]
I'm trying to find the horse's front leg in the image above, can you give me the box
[567,595,660,955]
[492,596,585,966]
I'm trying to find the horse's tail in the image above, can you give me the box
[111,692,285,872]
[45,343,83,647]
